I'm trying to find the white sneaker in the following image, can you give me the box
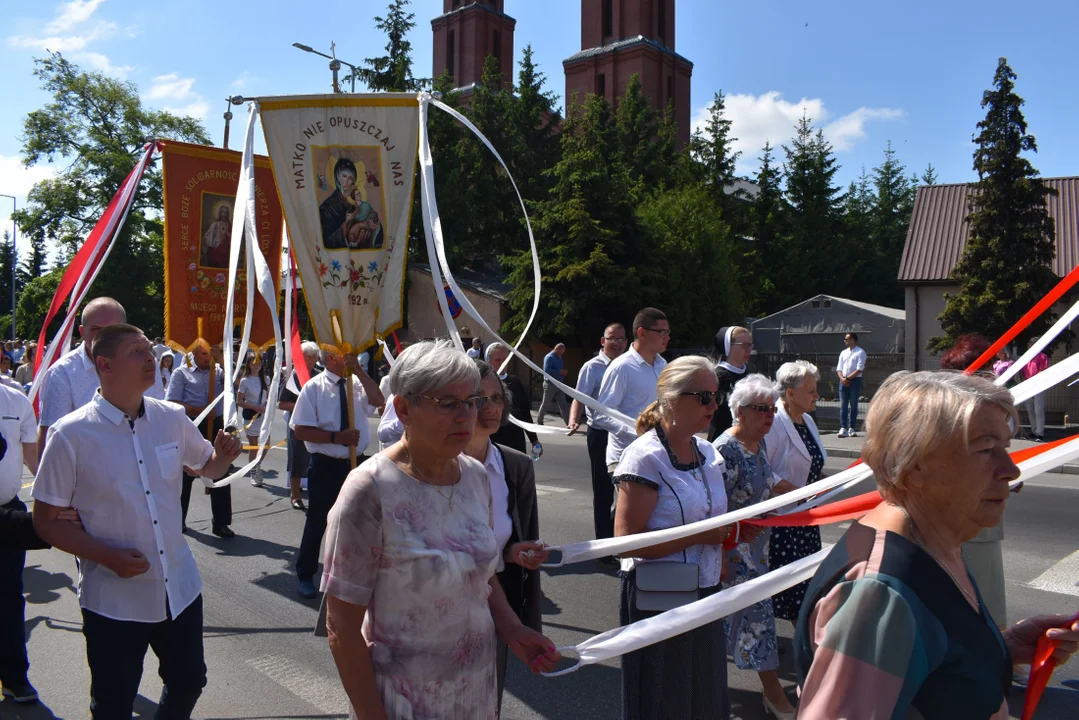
[837,429,848,439]
[848,428,857,438]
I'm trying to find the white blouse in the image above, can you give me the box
[612,427,728,587]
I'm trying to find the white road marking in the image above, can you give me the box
[1026,550,1079,597]
[248,653,349,714]
[535,484,574,497]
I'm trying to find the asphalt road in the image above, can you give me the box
[5,415,1078,719]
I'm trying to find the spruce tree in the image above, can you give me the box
[692,91,742,206]
[508,45,560,203]
[866,141,914,306]
[920,163,938,186]
[747,142,786,314]
[932,58,1057,351]
[355,0,423,92]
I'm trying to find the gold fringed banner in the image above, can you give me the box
[161,141,284,352]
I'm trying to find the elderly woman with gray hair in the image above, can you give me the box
[463,359,549,710]
[763,360,827,623]
[713,374,799,719]
[795,371,1079,719]
[321,340,560,719]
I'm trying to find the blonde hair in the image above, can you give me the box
[636,355,715,435]
[863,371,1018,503]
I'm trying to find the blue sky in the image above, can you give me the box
[3,0,1079,256]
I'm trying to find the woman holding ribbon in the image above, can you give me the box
[484,343,541,457]
[795,371,1079,719]
[764,360,827,624]
[713,374,799,720]
[707,326,752,441]
[320,340,560,719]
[613,355,733,720]
[463,360,548,711]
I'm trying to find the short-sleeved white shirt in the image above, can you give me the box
[612,427,728,588]
[33,394,214,622]
[593,347,667,466]
[0,384,37,504]
[39,344,165,428]
[290,369,374,458]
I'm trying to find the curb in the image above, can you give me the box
[822,446,1079,476]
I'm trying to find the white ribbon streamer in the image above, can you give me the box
[544,548,828,676]
[416,94,636,434]
[1008,351,1079,405]
[997,294,1079,385]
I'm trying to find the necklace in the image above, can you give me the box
[403,448,458,510]
[893,505,979,609]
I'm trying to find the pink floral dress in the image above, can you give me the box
[322,453,499,720]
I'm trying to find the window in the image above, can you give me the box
[597,73,606,97]
[493,30,502,65]
[658,0,667,44]
[447,30,456,83]
[811,300,821,308]
[823,299,832,308]
[453,0,461,7]
[602,0,613,38]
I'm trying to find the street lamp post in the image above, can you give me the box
[0,194,15,340]
[292,42,359,93]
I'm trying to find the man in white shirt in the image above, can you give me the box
[567,323,627,541]
[466,337,482,359]
[835,332,867,438]
[36,297,165,463]
[0,383,41,703]
[277,341,321,511]
[290,347,384,598]
[32,324,241,719]
[594,308,669,473]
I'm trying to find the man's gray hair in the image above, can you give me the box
[484,342,508,363]
[729,373,780,421]
[776,360,820,393]
[390,339,480,400]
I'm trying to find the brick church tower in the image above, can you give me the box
[431,1,517,94]
[564,0,693,147]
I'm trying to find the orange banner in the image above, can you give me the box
[161,141,284,351]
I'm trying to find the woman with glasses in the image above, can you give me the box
[463,360,549,711]
[484,343,542,457]
[708,326,753,441]
[713,374,799,719]
[613,355,734,720]
[764,360,826,625]
[321,340,560,719]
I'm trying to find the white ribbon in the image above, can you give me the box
[282,228,295,395]
[199,102,285,489]
[29,144,154,404]
[377,338,395,367]
[416,94,636,434]
[1008,351,1079,405]
[544,549,828,676]
[997,295,1079,385]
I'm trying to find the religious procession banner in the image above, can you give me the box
[161,141,284,350]
[258,94,419,353]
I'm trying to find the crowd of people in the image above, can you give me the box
[0,298,1077,719]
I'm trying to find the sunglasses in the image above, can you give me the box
[743,403,778,415]
[680,391,716,406]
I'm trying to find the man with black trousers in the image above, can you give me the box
[166,342,235,538]
[290,347,383,599]
[567,323,627,544]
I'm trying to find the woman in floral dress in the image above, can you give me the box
[714,375,799,720]
[320,341,560,719]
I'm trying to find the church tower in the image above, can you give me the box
[564,0,693,147]
[431,0,517,94]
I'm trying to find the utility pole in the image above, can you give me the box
[0,194,15,340]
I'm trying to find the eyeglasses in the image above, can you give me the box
[642,327,671,337]
[680,390,716,406]
[416,394,487,413]
[743,403,778,415]
[731,341,753,349]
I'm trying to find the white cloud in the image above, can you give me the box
[692,91,904,173]
[147,73,208,120]
[0,155,57,251]
[8,21,116,52]
[73,51,132,78]
[231,70,250,89]
[44,0,107,34]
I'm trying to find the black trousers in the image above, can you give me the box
[295,453,359,582]
[0,497,29,686]
[82,594,206,720]
[587,426,615,540]
[180,416,232,527]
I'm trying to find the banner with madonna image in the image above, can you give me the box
[259,94,419,353]
[161,140,284,351]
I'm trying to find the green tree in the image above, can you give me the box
[18,235,48,287]
[13,52,209,338]
[507,45,561,203]
[16,267,64,341]
[504,92,640,344]
[0,233,15,336]
[865,141,914,306]
[691,91,742,207]
[932,58,1058,351]
[920,163,939,186]
[636,186,740,344]
[746,142,786,314]
[354,0,423,92]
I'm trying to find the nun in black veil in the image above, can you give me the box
[706,325,753,442]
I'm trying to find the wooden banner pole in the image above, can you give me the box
[345,364,357,469]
